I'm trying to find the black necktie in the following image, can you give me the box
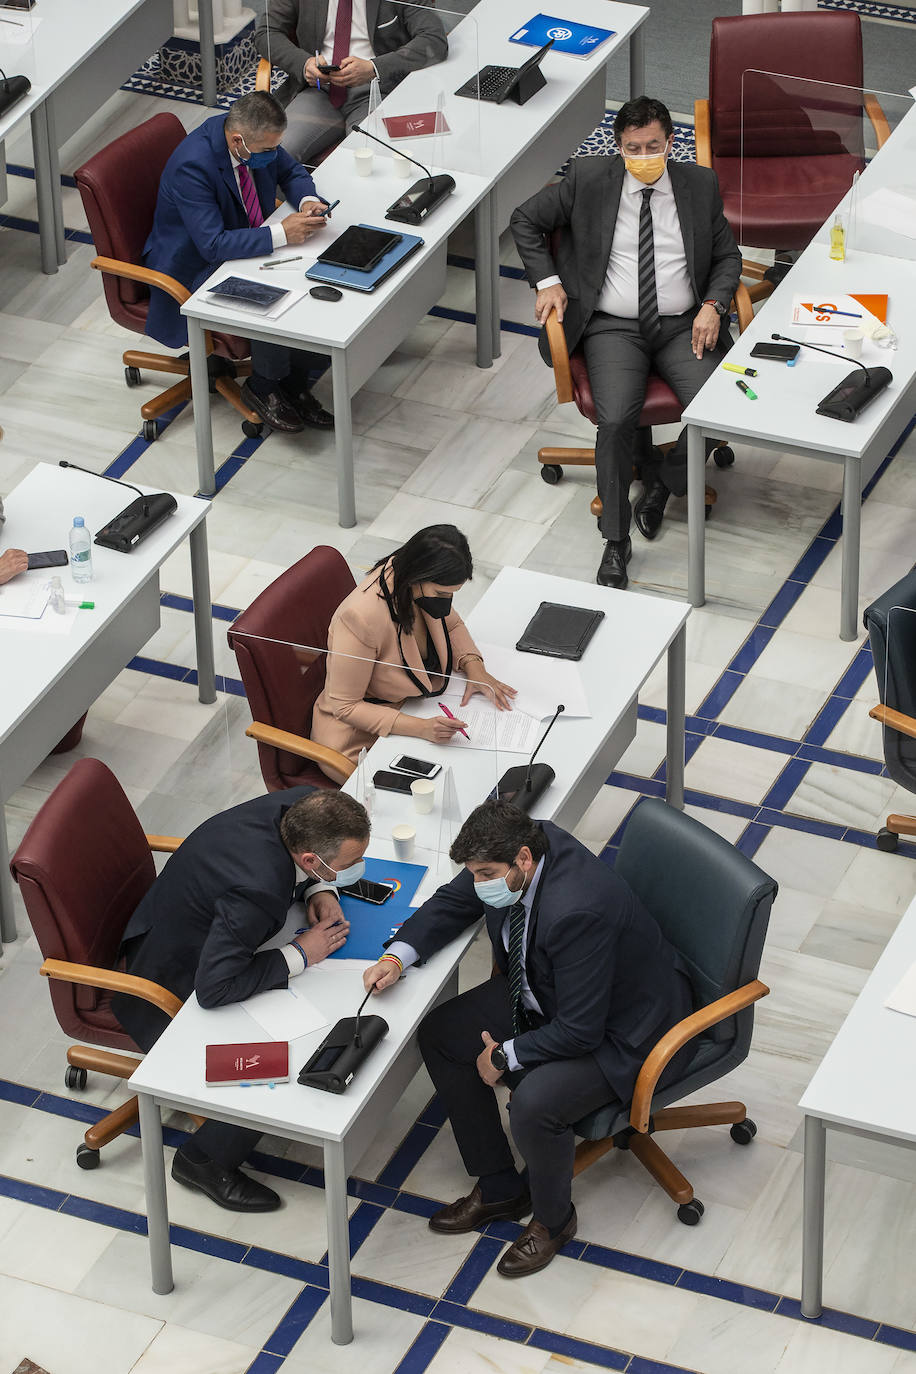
[507,900,527,1036]
[638,187,661,341]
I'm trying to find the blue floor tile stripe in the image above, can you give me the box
[393,1321,451,1374]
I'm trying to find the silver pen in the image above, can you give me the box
[260,256,304,270]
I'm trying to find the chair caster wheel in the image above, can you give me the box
[540,464,563,485]
[876,827,899,852]
[730,1118,757,1145]
[241,420,264,439]
[65,1066,88,1091]
[677,1198,705,1226]
[142,420,159,442]
[713,445,735,468]
[125,366,142,388]
[76,1144,101,1170]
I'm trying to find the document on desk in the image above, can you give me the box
[240,984,330,1042]
[416,696,543,753]
[473,642,591,719]
[0,580,51,620]
[884,959,916,1018]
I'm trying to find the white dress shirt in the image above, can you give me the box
[320,0,376,62]
[229,149,317,250]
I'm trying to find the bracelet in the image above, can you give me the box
[291,938,309,969]
[379,952,403,972]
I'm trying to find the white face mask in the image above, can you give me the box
[316,852,366,887]
[473,865,522,908]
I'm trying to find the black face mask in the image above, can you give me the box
[416,593,453,620]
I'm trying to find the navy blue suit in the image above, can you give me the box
[143,113,320,349]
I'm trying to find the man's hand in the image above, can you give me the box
[692,303,721,360]
[304,55,323,87]
[477,1031,505,1086]
[0,549,28,585]
[297,914,349,966]
[332,55,375,88]
[535,283,568,326]
[363,957,401,994]
[281,205,328,245]
[307,889,344,929]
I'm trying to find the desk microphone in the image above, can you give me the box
[351,123,456,225]
[353,986,373,1049]
[769,332,892,422]
[58,459,177,552]
[496,704,565,813]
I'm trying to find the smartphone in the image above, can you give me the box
[750,341,800,362]
[341,877,395,905]
[27,550,68,570]
[316,198,341,218]
[318,62,341,73]
[389,754,441,779]
[373,769,415,794]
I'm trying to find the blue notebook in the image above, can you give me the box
[333,855,429,960]
[306,226,424,293]
[509,14,615,59]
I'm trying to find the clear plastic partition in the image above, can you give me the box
[739,72,915,258]
[0,0,37,49]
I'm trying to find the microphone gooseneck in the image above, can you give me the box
[352,123,432,183]
[59,459,149,513]
[524,704,565,792]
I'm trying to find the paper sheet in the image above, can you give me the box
[473,642,591,719]
[415,697,543,753]
[884,960,916,1018]
[239,984,330,1041]
[0,579,51,620]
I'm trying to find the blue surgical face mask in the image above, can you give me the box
[238,135,278,169]
[473,865,521,908]
[317,853,366,887]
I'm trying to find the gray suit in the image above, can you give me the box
[255,0,448,163]
[511,156,741,540]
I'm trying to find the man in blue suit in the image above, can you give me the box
[144,91,334,434]
[363,800,694,1277]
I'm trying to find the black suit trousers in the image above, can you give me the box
[418,976,616,1229]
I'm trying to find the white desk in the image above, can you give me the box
[0,462,214,946]
[799,892,916,1318]
[0,0,173,273]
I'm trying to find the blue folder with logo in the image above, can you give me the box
[306,226,424,293]
[509,14,615,59]
[333,855,429,960]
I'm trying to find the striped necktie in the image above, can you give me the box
[506,900,527,1037]
[237,163,264,228]
[329,0,353,110]
[638,187,661,342]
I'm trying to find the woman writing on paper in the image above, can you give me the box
[312,525,515,780]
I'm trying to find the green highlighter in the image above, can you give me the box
[736,379,758,400]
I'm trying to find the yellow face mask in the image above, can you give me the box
[624,152,667,185]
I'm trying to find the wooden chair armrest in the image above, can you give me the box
[694,99,711,167]
[245,722,356,780]
[256,56,272,92]
[145,834,182,853]
[629,978,769,1132]
[864,93,890,150]
[40,959,182,1020]
[869,703,916,740]
[544,307,573,404]
[733,281,754,335]
[91,256,190,307]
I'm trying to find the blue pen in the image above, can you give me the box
[814,307,862,318]
[315,51,322,91]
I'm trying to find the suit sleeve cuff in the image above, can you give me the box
[536,275,562,291]
[271,221,287,250]
[503,1038,521,1072]
[384,941,419,970]
[282,942,307,975]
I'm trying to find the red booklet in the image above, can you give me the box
[205,1041,290,1086]
[382,112,450,140]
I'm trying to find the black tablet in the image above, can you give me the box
[317,224,402,272]
[516,602,605,660]
[206,275,289,308]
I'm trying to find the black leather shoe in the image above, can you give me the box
[240,380,304,434]
[281,381,334,429]
[171,1148,282,1212]
[596,537,632,589]
[496,1208,577,1278]
[429,1184,532,1234]
[633,477,670,541]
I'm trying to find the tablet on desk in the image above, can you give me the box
[316,224,402,273]
[516,602,605,660]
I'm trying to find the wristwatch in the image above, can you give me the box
[490,1044,509,1074]
[703,298,727,317]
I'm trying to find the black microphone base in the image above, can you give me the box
[94,492,177,553]
[496,762,555,813]
[386,174,456,225]
[816,366,892,422]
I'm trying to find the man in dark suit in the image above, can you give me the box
[255,0,447,165]
[143,91,335,435]
[510,97,742,591]
[114,787,370,1213]
[362,800,694,1277]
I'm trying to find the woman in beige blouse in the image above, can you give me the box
[312,525,515,778]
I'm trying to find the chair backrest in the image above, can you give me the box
[616,798,776,1054]
[10,758,157,1040]
[74,112,186,326]
[709,12,865,160]
[227,546,357,790]
[864,568,916,793]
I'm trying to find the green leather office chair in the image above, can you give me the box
[573,797,777,1223]
[864,568,916,851]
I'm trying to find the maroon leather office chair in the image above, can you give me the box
[228,546,358,791]
[75,113,260,442]
[10,758,183,1168]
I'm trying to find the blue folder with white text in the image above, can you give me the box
[333,855,428,960]
[509,14,615,59]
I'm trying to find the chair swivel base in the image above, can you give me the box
[122,348,260,442]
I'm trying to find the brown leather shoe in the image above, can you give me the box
[429,1184,531,1234]
[240,380,304,434]
[496,1207,577,1277]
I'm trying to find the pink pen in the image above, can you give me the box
[439,702,470,740]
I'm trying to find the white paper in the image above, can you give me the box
[884,960,916,1018]
[0,580,51,619]
[415,696,542,753]
[203,283,308,321]
[858,186,916,241]
[473,642,591,719]
[239,984,330,1041]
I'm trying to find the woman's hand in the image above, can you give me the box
[461,669,516,711]
[411,714,468,744]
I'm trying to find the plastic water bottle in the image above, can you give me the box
[69,516,93,583]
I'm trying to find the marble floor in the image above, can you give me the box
[2,54,916,1374]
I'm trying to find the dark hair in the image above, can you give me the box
[226,92,287,138]
[280,791,369,858]
[613,97,673,144]
[372,525,473,632]
[450,800,548,866]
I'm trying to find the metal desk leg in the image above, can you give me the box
[665,624,686,810]
[628,26,646,99]
[45,96,67,266]
[840,456,861,642]
[490,194,501,363]
[30,103,59,276]
[687,425,706,609]
[324,1142,354,1344]
[331,349,357,529]
[0,817,18,947]
[189,318,216,497]
[474,193,494,370]
[138,1094,174,1296]
[801,1113,826,1319]
[189,521,216,705]
[197,0,218,110]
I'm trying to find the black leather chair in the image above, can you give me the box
[864,568,916,851]
[573,797,777,1223]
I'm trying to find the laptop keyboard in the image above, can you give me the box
[455,63,517,101]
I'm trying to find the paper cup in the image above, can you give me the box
[844,327,864,358]
[393,149,414,178]
[354,148,373,177]
[392,824,416,860]
[411,778,436,815]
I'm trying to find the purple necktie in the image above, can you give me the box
[329,0,353,110]
[237,163,264,228]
